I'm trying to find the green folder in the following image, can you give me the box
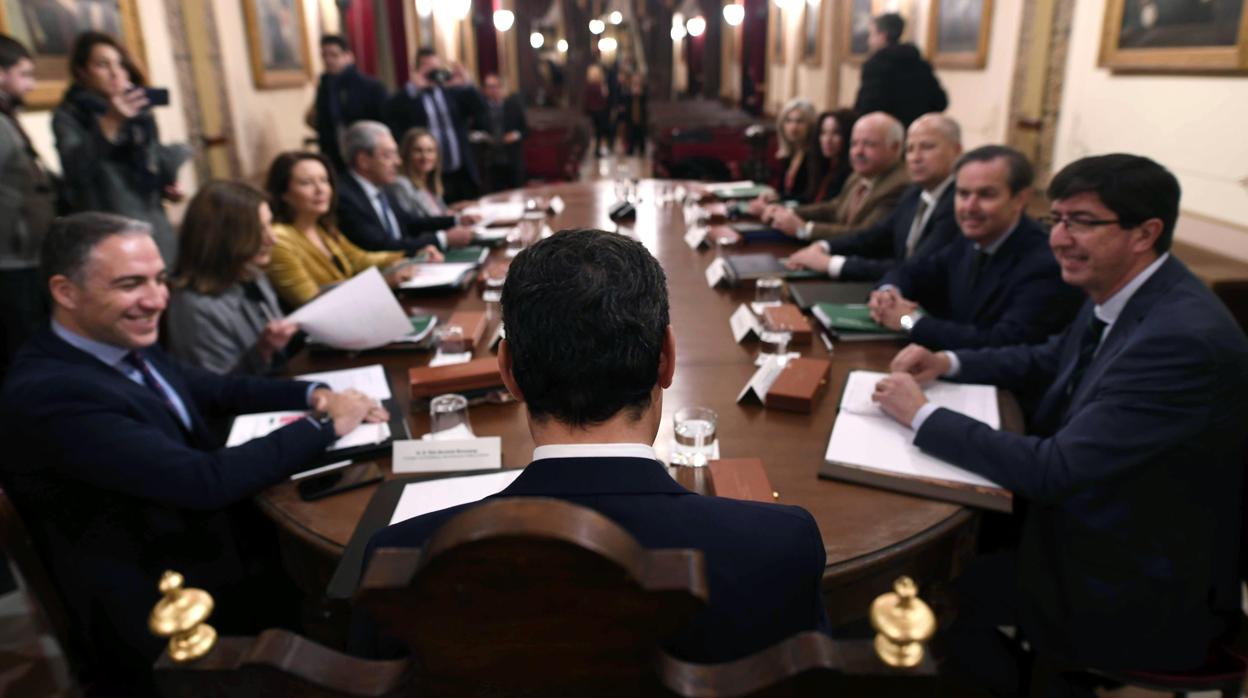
[710,184,775,200]
[442,246,488,265]
[812,303,907,341]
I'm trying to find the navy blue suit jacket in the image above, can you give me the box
[383,84,483,184]
[335,170,447,255]
[0,327,333,675]
[367,457,831,663]
[880,215,1083,350]
[824,183,958,282]
[314,66,389,169]
[916,256,1248,670]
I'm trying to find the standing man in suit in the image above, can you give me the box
[310,35,388,171]
[384,48,483,203]
[854,13,947,127]
[0,36,55,376]
[336,120,473,254]
[785,112,962,281]
[366,229,831,663]
[470,73,527,193]
[867,145,1082,350]
[761,112,910,241]
[874,154,1248,695]
[0,212,386,693]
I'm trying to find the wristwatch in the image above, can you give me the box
[899,311,924,332]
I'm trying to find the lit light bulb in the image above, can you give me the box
[671,24,687,41]
[556,39,568,53]
[609,11,623,25]
[723,5,744,26]
[493,10,514,32]
[530,32,545,49]
[598,37,618,52]
[415,0,433,18]
[687,16,706,37]
[589,19,606,34]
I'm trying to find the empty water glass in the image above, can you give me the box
[758,330,791,366]
[435,325,466,355]
[429,393,472,438]
[755,277,784,306]
[672,406,718,468]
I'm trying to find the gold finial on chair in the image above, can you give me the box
[870,576,936,668]
[148,570,217,663]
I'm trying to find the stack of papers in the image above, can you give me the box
[398,262,478,290]
[296,365,392,400]
[227,411,390,452]
[288,267,413,349]
[389,470,523,525]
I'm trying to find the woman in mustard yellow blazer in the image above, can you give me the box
[263,151,439,307]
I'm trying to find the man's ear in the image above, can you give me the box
[1133,218,1164,254]
[497,339,525,403]
[658,325,676,389]
[48,274,77,312]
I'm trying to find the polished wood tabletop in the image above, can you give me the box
[260,180,1013,622]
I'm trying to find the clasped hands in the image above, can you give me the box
[867,287,918,331]
[760,204,804,236]
[872,344,953,428]
[311,388,389,437]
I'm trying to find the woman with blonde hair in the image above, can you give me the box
[746,98,818,215]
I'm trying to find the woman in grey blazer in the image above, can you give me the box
[167,181,298,375]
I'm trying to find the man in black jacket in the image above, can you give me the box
[470,73,527,192]
[854,13,947,126]
[311,35,387,170]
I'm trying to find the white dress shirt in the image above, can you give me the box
[532,442,660,463]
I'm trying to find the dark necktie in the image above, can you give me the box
[123,351,178,416]
[1065,314,1108,399]
[969,250,991,288]
[376,192,399,240]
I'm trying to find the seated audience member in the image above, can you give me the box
[786,113,962,282]
[761,111,909,241]
[745,108,856,218]
[873,154,1248,694]
[868,145,1081,350]
[53,31,190,264]
[167,181,298,375]
[335,120,468,254]
[743,98,817,216]
[0,212,386,693]
[264,151,432,308]
[390,127,478,245]
[366,229,831,662]
[310,34,387,170]
[471,73,527,191]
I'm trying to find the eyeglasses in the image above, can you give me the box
[1040,213,1122,235]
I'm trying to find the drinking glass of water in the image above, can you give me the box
[755,277,784,306]
[435,325,466,355]
[672,406,718,468]
[758,330,791,366]
[429,393,473,438]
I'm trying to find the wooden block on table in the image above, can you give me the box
[708,458,776,504]
[409,358,503,399]
[446,311,488,350]
[762,303,813,345]
[764,357,831,413]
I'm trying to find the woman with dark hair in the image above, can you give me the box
[52,31,190,263]
[166,181,298,375]
[805,109,857,203]
[264,151,427,308]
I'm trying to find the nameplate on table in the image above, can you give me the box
[736,354,788,404]
[548,195,565,216]
[392,437,502,474]
[705,258,729,288]
[729,304,763,343]
[684,225,709,250]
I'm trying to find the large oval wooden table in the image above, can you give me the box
[259,180,1017,639]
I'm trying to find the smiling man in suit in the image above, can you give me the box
[785,112,962,281]
[366,228,831,662]
[874,154,1248,695]
[867,144,1082,350]
[0,212,385,694]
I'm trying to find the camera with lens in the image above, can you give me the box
[428,68,452,85]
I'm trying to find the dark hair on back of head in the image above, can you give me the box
[955,145,1034,195]
[874,13,905,44]
[320,34,350,51]
[0,35,31,69]
[174,181,269,295]
[42,212,151,287]
[1047,153,1180,254]
[501,228,670,427]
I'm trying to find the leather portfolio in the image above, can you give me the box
[763,357,831,413]
[708,458,776,503]
[762,304,813,345]
[446,310,488,350]
[409,358,503,399]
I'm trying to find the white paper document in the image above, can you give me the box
[473,225,512,243]
[389,469,524,525]
[398,262,477,290]
[227,411,390,452]
[287,267,412,350]
[825,371,1003,490]
[466,201,525,225]
[297,364,392,400]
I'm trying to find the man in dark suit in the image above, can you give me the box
[336,120,472,254]
[383,48,483,203]
[470,73,527,193]
[310,35,388,170]
[786,113,963,281]
[0,213,385,693]
[854,13,947,127]
[868,145,1082,350]
[874,154,1248,695]
[366,229,830,663]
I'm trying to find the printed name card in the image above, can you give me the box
[392,437,502,473]
[547,195,565,216]
[736,355,787,404]
[684,225,709,250]
[729,304,763,343]
[705,258,729,288]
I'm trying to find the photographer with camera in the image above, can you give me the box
[383,48,484,204]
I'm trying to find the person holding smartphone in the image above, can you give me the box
[52,31,190,264]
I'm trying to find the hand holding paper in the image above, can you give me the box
[287,268,413,350]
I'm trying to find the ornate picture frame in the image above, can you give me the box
[1099,0,1248,73]
[0,0,146,109]
[770,4,785,66]
[842,0,915,65]
[241,0,312,89]
[927,0,994,69]
[802,0,822,66]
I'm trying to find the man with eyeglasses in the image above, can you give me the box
[873,154,1248,694]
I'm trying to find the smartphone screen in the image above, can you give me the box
[297,462,383,501]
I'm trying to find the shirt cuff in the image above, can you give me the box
[797,221,813,241]
[942,351,961,377]
[826,255,847,279]
[910,402,940,433]
[436,231,448,249]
